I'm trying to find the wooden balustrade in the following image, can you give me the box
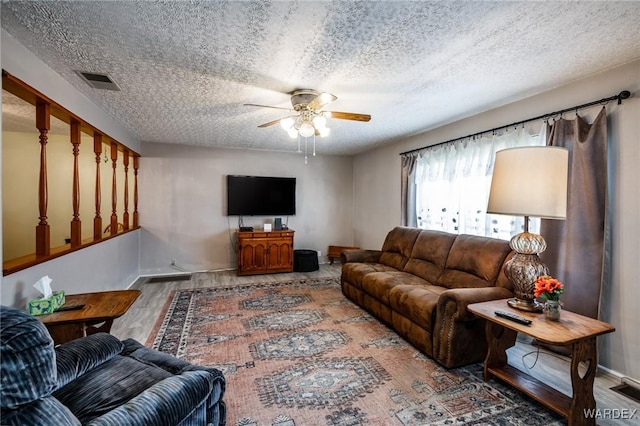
[93,134,103,241]
[133,156,139,228]
[110,142,118,237]
[35,100,51,257]
[123,149,130,231]
[2,70,141,276]
[70,119,82,248]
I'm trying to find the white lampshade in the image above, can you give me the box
[280,117,295,130]
[313,115,327,128]
[287,127,298,139]
[299,122,315,137]
[487,146,569,220]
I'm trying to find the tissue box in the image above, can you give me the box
[28,290,65,316]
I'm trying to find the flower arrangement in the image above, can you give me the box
[534,275,564,301]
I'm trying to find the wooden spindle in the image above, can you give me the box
[35,100,50,257]
[133,156,139,227]
[93,134,103,240]
[122,149,130,231]
[69,120,82,247]
[110,142,118,236]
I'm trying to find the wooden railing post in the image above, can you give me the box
[122,149,130,231]
[69,119,82,247]
[93,134,103,240]
[110,142,118,236]
[35,100,50,257]
[133,156,139,228]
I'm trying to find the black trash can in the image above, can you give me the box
[293,249,319,272]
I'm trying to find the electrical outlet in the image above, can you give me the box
[170,259,176,266]
[317,250,321,257]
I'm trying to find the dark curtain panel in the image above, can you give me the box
[541,107,608,319]
[400,154,418,227]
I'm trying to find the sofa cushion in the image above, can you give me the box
[436,234,511,289]
[388,284,447,331]
[0,306,57,409]
[404,230,457,283]
[53,355,173,423]
[341,262,398,289]
[55,333,124,388]
[360,272,425,304]
[379,227,421,270]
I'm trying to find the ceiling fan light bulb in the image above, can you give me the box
[299,122,315,137]
[280,117,295,130]
[313,115,327,128]
[319,127,330,137]
[287,127,298,139]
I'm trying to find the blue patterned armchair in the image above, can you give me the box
[0,305,226,425]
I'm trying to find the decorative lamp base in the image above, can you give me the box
[504,231,549,313]
[507,297,543,312]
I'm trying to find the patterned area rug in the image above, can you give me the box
[148,277,563,425]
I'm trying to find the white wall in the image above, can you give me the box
[352,59,640,379]
[139,142,354,275]
[1,30,142,307]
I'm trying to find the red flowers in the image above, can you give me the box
[534,275,565,301]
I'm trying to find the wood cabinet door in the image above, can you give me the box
[266,239,293,271]
[238,239,268,274]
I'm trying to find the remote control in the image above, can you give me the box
[55,304,85,312]
[494,310,532,325]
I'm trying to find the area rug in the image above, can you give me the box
[148,277,563,426]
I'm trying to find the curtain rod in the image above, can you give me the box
[399,90,631,157]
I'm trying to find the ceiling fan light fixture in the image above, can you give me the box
[313,115,327,128]
[280,117,295,130]
[287,127,298,139]
[299,122,315,138]
[318,127,330,138]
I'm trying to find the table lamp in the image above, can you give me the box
[487,146,569,312]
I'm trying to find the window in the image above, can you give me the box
[413,125,546,240]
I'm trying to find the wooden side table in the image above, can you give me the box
[39,290,140,345]
[468,299,615,426]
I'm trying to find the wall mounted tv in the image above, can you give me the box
[227,175,296,216]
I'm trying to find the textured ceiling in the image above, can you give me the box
[2,1,639,155]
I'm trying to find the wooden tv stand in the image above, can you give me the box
[236,229,294,276]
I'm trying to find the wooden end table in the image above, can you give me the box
[39,290,140,345]
[468,299,615,426]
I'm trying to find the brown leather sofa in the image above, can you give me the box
[341,226,516,368]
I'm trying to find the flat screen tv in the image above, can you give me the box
[227,175,296,216]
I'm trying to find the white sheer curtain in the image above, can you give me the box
[414,125,547,240]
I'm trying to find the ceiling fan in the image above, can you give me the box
[244,89,371,138]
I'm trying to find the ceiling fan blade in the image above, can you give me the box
[327,111,371,122]
[244,103,294,111]
[307,92,337,111]
[258,117,287,128]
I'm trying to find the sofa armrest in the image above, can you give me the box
[437,287,514,322]
[121,338,190,374]
[433,286,515,368]
[341,249,382,264]
[55,333,124,388]
[122,338,226,403]
[85,371,214,426]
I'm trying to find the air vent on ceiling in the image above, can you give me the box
[75,71,121,91]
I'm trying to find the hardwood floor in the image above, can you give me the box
[111,264,639,425]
